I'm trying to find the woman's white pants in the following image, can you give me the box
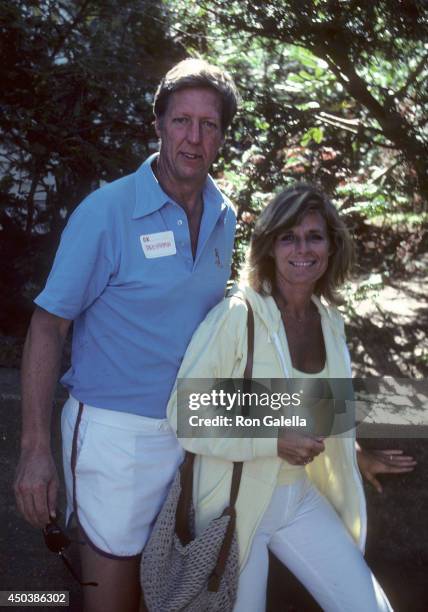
[234,476,393,612]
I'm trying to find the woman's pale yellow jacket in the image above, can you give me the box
[167,286,367,570]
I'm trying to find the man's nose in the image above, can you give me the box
[186,120,202,144]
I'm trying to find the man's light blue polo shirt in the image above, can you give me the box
[35,154,235,417]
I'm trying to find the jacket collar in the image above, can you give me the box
[234,284,344,339]
[232,283,349,378]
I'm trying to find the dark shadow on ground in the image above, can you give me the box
[347,303,428,378]
[267,436,428,612]
[2,385,427,612]
[1,395,82,611]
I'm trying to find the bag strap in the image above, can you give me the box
[175,451,195,544]
[208,298,254,591]
[242,299,254,418]
[176,298,255,591]
[207,460,242,592]
[243,299,254,380]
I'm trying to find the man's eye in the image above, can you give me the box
[173,117,188,124]
[203,120,218,130]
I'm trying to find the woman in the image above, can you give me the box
[167,184,394,611]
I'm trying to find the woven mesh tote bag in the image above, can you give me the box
[141,300,254,612]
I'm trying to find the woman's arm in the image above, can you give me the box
[356,441,417,493]
[167,298,279,461]
[333,310,417,493]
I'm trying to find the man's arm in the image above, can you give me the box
[14,307,72,527]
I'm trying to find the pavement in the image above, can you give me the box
[1,367,427,611]
[0,369,81,611]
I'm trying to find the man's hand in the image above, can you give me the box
[15,307,71,527]
[277,428,325,465]
[14,448,59,528]
[357,447,417,494]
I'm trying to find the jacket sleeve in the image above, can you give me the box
[167,297,278,461]
[330,306,353,378]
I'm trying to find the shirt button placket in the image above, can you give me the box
[176,218,192,269]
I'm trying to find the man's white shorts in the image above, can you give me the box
[61,396,184,558]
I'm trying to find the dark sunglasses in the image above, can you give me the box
[43,512,98,587]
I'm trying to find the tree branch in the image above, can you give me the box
[25,169,41,236]
[395,52,428,100]
[48,0,92,61]
[315,111,359,133]
[370,160,401,183]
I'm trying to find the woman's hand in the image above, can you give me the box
[277,428,325,465]
[356,444,417,493]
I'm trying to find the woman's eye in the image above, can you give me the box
[310,234,324,241]
[279,234,294,242]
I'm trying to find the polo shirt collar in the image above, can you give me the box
[133,153,169,219]
[133,152,228,220]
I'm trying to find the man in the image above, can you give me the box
[14,58,239,612]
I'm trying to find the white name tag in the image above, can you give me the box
[140,231,176,258]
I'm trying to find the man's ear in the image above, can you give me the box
[154,117,162,138]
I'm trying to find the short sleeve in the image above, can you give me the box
[35,197,116,320]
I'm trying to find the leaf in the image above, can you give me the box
[300,127,324,146]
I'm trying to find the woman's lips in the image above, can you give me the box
[289,261,316,267]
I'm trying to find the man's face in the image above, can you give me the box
[155,87,224,185]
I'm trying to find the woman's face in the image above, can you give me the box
[272,210,331,290]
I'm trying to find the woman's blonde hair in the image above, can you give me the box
[243,183,354,305]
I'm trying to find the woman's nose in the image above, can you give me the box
[293,237,309,252]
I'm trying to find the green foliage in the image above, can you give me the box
[301,127,325,146]
[1,0,183,233]
[2,0,427,333]
[342,274,385,317]
[0,0,184,333]
[163,0,428,277]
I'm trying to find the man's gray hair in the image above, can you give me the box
[153,58,239,133]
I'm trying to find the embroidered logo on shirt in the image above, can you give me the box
[214,248,223,268]
[140,231,176,258]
